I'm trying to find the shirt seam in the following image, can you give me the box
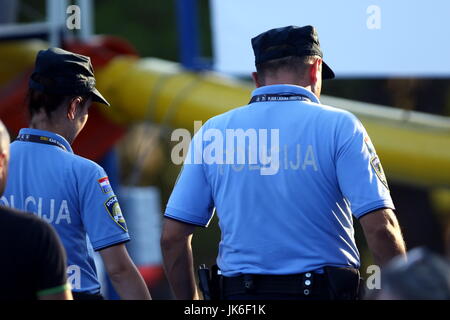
[354,200,395,218]
[165,206,209,226]
[91,233,130,251]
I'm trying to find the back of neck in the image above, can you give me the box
[29,117,72,144]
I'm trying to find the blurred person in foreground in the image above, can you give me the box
[0,121,72,300]
[371,247,450,300]
[161,25,406,300]
[0,48,150,300]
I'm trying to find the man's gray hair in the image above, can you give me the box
[256,55,321,82]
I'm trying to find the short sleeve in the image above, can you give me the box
[335,113,395,218]
[35,219,69,297]
[164,130,215,227]
[79,164,130,251]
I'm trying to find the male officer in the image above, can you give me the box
[1,48,151,300]
[161,25,406,300]
[0,120,72,300]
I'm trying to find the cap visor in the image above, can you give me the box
[91,88,110,107]
[322,61,335,80]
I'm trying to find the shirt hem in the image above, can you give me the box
[164,206,210,227]
[95,239,130,252]
[91,233,130,251]
[164,214,207,227]
[221,262,360,277]
[353,200,395,219]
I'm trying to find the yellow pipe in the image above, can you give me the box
[0,41,449,188]
[95,57,252,128]
[362,120,450,187]
[95,56,450,188]
[0,40,47,87]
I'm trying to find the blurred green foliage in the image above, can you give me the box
[95,0,179,61]
[95,0,212,62]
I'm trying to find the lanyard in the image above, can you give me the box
[16,133,68,152]
[249,94,311,104]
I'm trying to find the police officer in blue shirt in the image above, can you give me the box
[161,26,407,300]
[1,48,151,300]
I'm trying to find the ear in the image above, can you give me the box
[67,97,82,120]
[0,152,7,177]
[251,72,262,88]
[0,151,8,195]
[0,152,5,168]
[309,58,322,85]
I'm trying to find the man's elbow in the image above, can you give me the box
[160,231,173,252]
[160,228,183,254]
[160,218,195,254]
[361,209,407,264]
[106,263,131,283]
[371,223,401,243]
[367,218,404,251]
[363,209,402,238]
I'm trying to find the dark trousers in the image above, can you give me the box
[72,291,104,300]
[225,292,332,300]
[221,273,333,300]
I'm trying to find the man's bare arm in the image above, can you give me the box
[100,244,152,300]
[160,217,199,300]
[359,208,407,266]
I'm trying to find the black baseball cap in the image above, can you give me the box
[251,25,335,80]
[29,47,110,106]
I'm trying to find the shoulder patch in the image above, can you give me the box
[104,196,128,232]
[98,177,112,194]
[365,135,389,190]
[370,155,389,190]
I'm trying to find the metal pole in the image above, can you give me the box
[0,0,18,24]
[46,0,68,47]
[77,0,93,41]
[176,0,201,70]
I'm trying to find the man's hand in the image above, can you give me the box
[160,217,199,300]
[359,208,407,266]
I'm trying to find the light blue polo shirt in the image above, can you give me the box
[165,84,394,277]
[1,128,130,294]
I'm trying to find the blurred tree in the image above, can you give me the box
[95,0,179,61]
[94,0,212,62]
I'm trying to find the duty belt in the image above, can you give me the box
[222,272,328,297]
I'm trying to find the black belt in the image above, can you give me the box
[222,272,328,297]
[72,291,104,300]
